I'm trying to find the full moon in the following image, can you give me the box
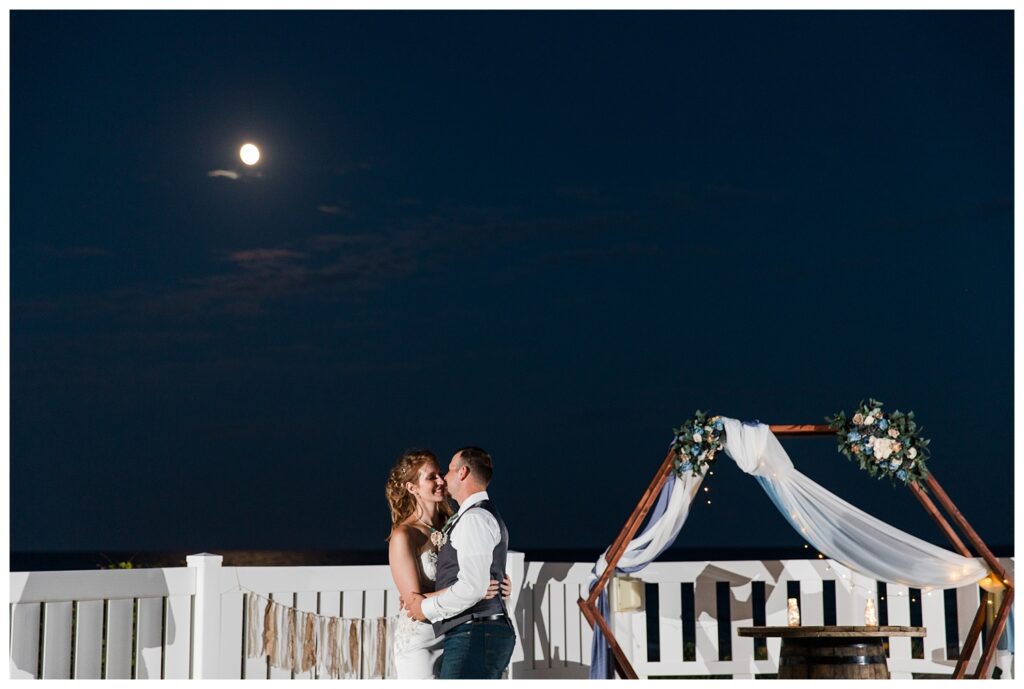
[239,143,261,166]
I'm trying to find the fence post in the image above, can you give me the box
[506,550,526,679]
[187,553,224,679]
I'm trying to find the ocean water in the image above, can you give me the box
[5,545,921,572]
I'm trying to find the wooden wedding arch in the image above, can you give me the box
[578,424,1013,680]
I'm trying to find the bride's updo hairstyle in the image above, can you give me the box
[385,449,453,533]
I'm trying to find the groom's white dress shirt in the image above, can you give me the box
[421,490,501,623]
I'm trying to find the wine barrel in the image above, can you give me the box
[778,637,889,679]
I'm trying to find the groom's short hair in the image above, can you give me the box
[454,446,493,485]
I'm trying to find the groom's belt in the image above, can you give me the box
[465,613,507,623]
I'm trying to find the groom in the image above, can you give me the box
[407,446,516,679]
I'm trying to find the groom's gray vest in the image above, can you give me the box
[431,499,509,637]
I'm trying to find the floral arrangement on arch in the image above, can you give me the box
[670,411,724,478]
[827,399,930,485]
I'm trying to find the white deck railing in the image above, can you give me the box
[9,553,1013,679]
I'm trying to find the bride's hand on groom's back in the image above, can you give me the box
[484,574,513,600]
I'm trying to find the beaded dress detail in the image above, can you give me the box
[393,550,439,652]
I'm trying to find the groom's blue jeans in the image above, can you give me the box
[440,618,516,679]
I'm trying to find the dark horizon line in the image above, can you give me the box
[10,544,1014,573]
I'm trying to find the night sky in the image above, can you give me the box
[10,11,1013,558]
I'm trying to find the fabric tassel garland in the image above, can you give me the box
[315,615,328,678]
[245,593,261,659]
[325,617,338,679]
[301,612,317,673]
[346,618,360,678]
[375,618,388,678]
[240,589,392,679]
[285,607,297,672]
[263,599,278,666]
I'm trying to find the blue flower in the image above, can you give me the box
[681,462,693,472]
[862,443,873,456]
[896,470,908,481]
[714,420,724,430]
[691,446,700,456]
[878,419,889,430]
[847,431,861,442]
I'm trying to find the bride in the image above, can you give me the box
[385,449,508,679]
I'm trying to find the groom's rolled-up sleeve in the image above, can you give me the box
[421,511,500,623]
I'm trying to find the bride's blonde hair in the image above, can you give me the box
[385,449,453,533]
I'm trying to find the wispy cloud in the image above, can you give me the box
[226,248,308,266]
[207,169,240,180]
[19,201,658,323]
[307,233,381,252]
[134,230,426,317]
[317,203,352,217]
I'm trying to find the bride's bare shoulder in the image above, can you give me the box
[389,522,425,548]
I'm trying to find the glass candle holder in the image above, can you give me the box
[865,598,878,626]
[787,598,800,627]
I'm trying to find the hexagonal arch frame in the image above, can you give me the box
[577,424,1013,679]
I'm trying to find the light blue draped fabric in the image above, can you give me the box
[589,476,696,678]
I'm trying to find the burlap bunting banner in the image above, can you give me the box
[243,591,391,679]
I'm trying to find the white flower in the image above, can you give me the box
[864,414,875,425]
[892,442,902,453]
[867,435,876,445]
[907,447,918,459]
[692,433,702,443]
[852,413,864,424]
[889,459,901,470]
[873,438,895,460]
[888,428,899,438]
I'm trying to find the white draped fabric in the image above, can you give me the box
[591,470,704,583]
[720,417,987,590]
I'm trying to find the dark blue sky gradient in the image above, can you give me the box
[11,11,1013,555]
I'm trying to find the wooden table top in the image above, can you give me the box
[738,626,926,638]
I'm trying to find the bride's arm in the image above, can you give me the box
[387,528,425,608]
[423,576,507,599]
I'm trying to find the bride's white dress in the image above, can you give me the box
[392,549,444,679]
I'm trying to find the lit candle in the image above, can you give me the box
[787,598,800,627]
[865,598,878,626]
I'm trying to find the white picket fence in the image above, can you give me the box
[9,553,1014,679]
